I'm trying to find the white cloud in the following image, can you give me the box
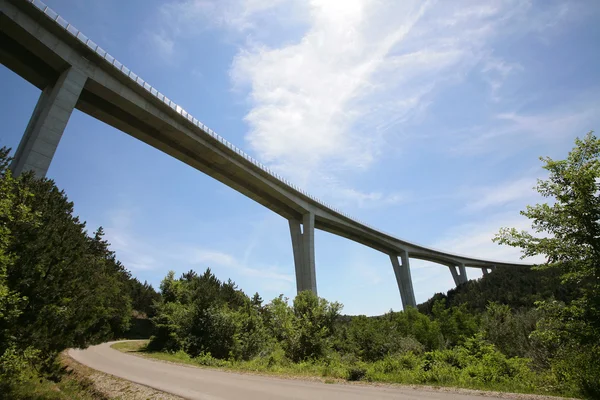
[432,212,545,264]
[151,1,536,179]
[231,1,455,183]
[143,0,591,212]
[101,208,293,288]
[449,98,599,156]
[177,247,294,283]
[463,177,539,213]
[107,207,133,230]
[496,108,597,140]
[226,0,585,188]
[312,172,408,209]
[481,57,522,102]
[186,248,237,266]
[148,32,175,60]
[338,188,404,208]
[149,0,304,53]
[102,208,161,271]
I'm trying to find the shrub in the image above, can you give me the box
[194,352,231,368]
[347,366,367,381]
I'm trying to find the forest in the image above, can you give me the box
[1,132,598,399]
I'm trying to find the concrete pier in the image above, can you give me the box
[289,213,317,294]
[390,251,416,309]
[11,67,86,177]
[449,264,468,286]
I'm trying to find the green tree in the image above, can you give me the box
[0,147,38,390]
[264,295,295,347]
[431,300,478,347]
[149,268,270,360]
[390,307,443,351]
[289,291,342,361]
[481,302,538,359]
[494,132,600,397]
[4,164,132,375]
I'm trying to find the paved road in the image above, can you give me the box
[70,342,506,400]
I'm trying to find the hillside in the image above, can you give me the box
[418,266,577,314]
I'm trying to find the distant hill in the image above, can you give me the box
[418,266,578,314]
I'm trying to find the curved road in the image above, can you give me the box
[70,342,508,400]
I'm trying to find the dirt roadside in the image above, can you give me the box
[61,351,184,400]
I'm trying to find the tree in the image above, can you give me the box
[0,147,38,389]
[494,132,600,397]
[6,174,133,372]
[0,148,135,380]
[431,300,477,348]
[289,291,342,361]
[149,268,270,360]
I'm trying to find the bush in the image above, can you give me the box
[347,365,367,381]
[482,302,539,358]
[194,352,231,368]
[394,336,424,356]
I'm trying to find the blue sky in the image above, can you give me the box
[2,0,599,315]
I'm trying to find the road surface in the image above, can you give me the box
[70,342,507,400]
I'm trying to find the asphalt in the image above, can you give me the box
[69,342,507,400]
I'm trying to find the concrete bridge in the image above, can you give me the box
[0,0,529,309]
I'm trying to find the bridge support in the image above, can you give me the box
[449,263,468,286]
[289,213,317,295]
[10,67,87,177]
[482,266,495,276]
[390,251,416,309]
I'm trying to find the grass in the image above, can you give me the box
[111,340,147,353]
[111,340,349,381]
[7,355,108,400]
[111,341,576,399]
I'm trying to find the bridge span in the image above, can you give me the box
[0,0,530,308]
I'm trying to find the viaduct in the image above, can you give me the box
[0,0,529,309]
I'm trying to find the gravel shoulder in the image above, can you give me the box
[63,350,183,400]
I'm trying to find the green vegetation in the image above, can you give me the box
[495,132,600,398]
[140,132,599,399]
[5,356,109,400]
[0,148,159,398]
[139,269,567,396]
[2,133,598,399]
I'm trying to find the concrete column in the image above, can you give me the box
[10,67,87,177]
[390,250,416,309]
[449,263,468,286]
[288,212,317,295]
[482,266,496,276]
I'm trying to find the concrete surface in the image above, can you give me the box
[69,342,509,400]
[390,251,417,309]
[289,213,317,294]
[449,264,468,286]
[10,66,86,176]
